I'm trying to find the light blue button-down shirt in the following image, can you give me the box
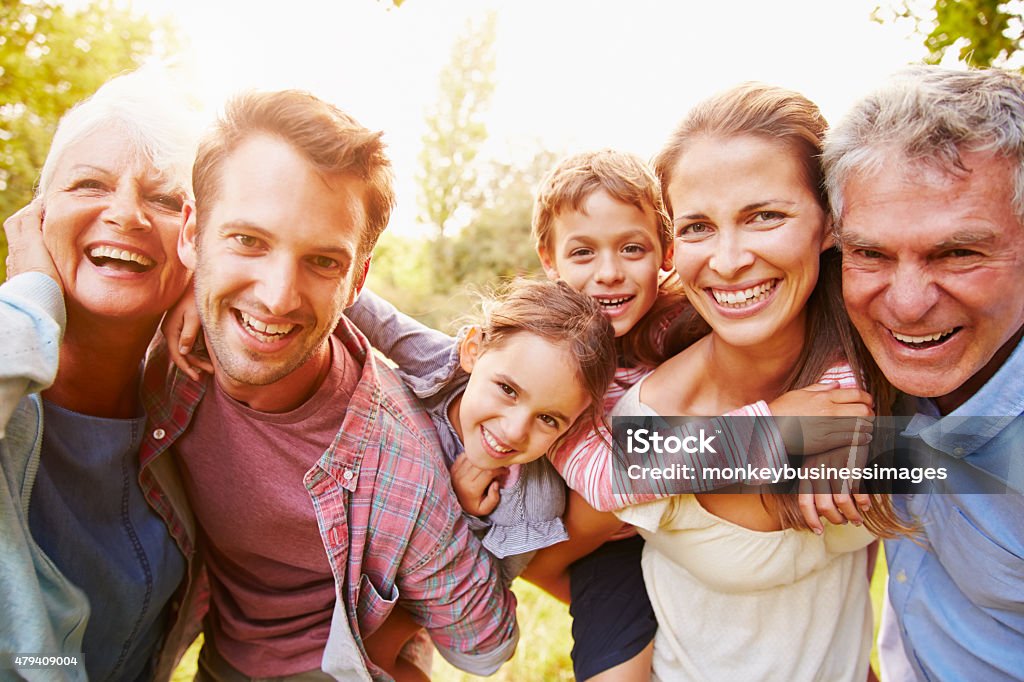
[882,336,1024,681]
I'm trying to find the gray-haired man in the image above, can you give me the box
[823,66,1024,681]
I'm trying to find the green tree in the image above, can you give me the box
[1,0,170,279]
[876,0,1024,66]
[448,150,558,287]
[370,8,557,330]
[368,147,558,331]
[417,10,497,291]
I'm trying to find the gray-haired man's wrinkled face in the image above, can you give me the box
[839,151,1024,412]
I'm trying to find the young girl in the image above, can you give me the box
[612,83,911,681]
[346,277,617,581]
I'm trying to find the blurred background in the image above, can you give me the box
[3,0,1019,678]
[6,0,1023,327]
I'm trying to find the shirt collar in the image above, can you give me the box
[904,335,1024,456]
[315,316,382,491]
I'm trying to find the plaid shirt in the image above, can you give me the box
[138,316,518,681]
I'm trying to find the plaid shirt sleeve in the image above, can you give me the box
[382,419,518,674]
[339,349,518,676]
[393,472,519,674]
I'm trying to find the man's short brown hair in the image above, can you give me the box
[192,90,395,263]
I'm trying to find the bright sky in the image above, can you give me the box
[129,0,929,237]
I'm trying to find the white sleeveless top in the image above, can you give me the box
[613,374,875,682]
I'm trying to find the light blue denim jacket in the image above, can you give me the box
[0,272,88,680]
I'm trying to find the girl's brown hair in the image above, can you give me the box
[476,278,617,455]
[653,83,908,537]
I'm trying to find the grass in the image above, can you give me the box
[431,580,574,681]
[171,639,201,682]
[870,547,888,675]
[174,548,889,680]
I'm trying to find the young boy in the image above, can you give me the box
[527,149,689,680]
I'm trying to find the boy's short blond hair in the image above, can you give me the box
[531,149,672,258]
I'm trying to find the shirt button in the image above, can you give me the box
[953,447,965,456]
[153,428,166,440]
[343,470,354,481]
[896,570,907,583]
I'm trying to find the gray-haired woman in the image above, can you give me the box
[1,67,201,681]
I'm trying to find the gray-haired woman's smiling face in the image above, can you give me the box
[42,125,191,324]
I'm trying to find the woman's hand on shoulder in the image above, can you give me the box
[770,382,874,455]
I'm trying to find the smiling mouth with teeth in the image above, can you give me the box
[890,327,960,349]
[710,279,778,308]
[87,245,155,272]
[481,427,514,455]
[237,310,298,343]
[594,295,635,309]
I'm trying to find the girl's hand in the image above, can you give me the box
[769,383,875,533]
[4,200,60,290]
[450,453,506,517]
[160,283,213,381]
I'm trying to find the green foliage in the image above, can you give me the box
[416,11,498,298]
[447,151,558,287]
[364,232,460,332]
[367,148,556,332]
[0,0,169,280]
[877,0,1023,66]
[417,11,496,239]
[926,0,1019,65]
[379,8,558,329]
